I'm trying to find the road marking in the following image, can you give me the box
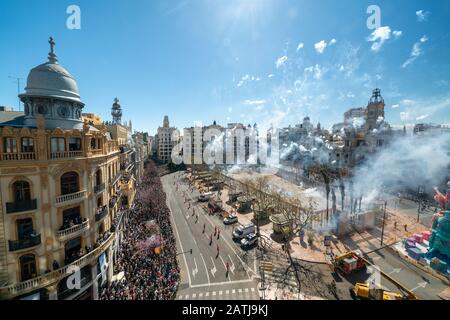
[251,287,255,292]
[200,252,211,284]
[205,292,210,297]
[245,288,249,293]
[185,295,190,299]
[199,293,203,298]
[227,254,236,274]
[210,257,217,277]
[219,290,223,295]
[184,188,255,279]
[192,293,197,299]
[225,290,230,295]
[387,268,402,275]
[167,191,192,288]
[238,288,243,293]
[192,257,199,278]
[232,289,236,294]
[212,291,216,296]
[411,282,428,292]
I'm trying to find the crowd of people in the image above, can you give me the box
[100,161,180,300]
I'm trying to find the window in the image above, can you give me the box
[20,254,37,281]
[51,138,65,153]
[13,181,31,202]
[21,138,34,153]
[17,218,34,239]
[4,137,17,153]
[90,138,96,150]
[68,138,82,151]
[95,169,102,186]
[60,172,79,195]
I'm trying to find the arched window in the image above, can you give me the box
[61,172,79,195]
[20,254,37,281]
[13,181,31,202]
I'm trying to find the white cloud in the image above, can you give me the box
[276,55,288,68]
[268,74,275,78]
[401,35,428,68]
[329,38,337,45]
[392,104,400,109]
[400,99,415,106]
[304,64,325,80]
[393,30,403,38]
[416,114,430,121]
[367,26,391,52]
[296,42,304,52]
[228,107,233,113]
[243,99,267,106]
[400,111,410,121]
[254,105,264,111]
[416,10,429,22]
[314,40,327,54]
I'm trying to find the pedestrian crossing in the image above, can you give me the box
[177,287,258,300]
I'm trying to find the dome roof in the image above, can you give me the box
[21,37,83,104]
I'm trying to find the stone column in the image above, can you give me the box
[48,285,58,300]
[91,263,99,300]
[107,246,114,284]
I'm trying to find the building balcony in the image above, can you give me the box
[50,151,84,160]
[6,199,38,214]
[94,183,105,194]
[8,233,41,252]
[55,219,89,242]
[95,206,108,222]
[55,190,87,206]
[0,233,114,299]
[0,152,37,161]
[91,149,103,156]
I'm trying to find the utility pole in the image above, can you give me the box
[8,76,24,111]
[380,200,387,247]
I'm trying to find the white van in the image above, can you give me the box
[232,223,256,241]
[198,192,213,202]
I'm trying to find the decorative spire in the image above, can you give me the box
[48,36,58,64]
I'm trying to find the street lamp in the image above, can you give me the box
[417,185,424,223]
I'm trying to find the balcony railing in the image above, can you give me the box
[55,190,86,205]
[56,220,89,241]
[8,234,41,252]
[95,206,108,222]
[6,199,38,214]
[94,183,105,194]
[0,152,37,161]
[50,151,83,160]
[0,234,114,299]
[91,149,103,155]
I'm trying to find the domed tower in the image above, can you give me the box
[111,98,122,124]
[19,37,85,129]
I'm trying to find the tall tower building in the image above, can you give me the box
[366,88,385,131]
[111,98,122,125]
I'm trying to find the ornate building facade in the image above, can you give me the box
[0,38,128,300]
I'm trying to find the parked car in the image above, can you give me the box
[232,223,256,241]
[223,214,238,225]
[240,233,258,250]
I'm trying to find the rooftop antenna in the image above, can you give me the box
[8,76,24,111]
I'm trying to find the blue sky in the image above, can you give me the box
[0,0,449,134]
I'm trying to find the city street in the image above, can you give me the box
[162,172,260,300]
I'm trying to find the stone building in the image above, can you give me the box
[0,38,130,300]
[156,116,177,163]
